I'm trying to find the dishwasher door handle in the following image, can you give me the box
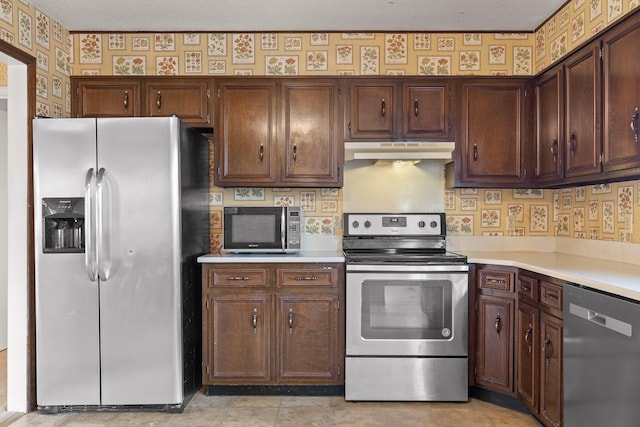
[569,303,633,337]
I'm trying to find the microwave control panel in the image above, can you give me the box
[287,207,302,250]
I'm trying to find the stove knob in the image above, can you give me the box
[351,221,360,228]
[364,221,371,228]
[430,221,438,229]
[418,221,426,228]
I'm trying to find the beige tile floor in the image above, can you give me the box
[4,391,541,426]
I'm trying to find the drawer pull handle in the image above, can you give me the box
[485,278,505,285]
[288,308,294,335]
[414,98,419,117]
[473,143,478,162]
[227,276,250,281]
[495,314,502,339]
[123,91,129,111]
[551,137,558,163]
[295,276,318,281]
[543,292,558,301]
[525,325,533,353]
[259,143,264,162]
[381,99,386,118]
[156,91,162,110]
[292,144,297,162]
[252,308,258,334]
[520,285,530,292]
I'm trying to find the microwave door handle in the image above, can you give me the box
[281,208,286,250]
[84,168,97,281]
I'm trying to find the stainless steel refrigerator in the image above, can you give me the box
[33,116,209,413]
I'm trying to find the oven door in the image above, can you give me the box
[346,266,468,357]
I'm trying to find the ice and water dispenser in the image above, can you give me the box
[42,198,85,253]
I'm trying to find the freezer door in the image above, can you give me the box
[33,118,101,406]
[96,117,183,405]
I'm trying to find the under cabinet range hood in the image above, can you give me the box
[344,141,455,161]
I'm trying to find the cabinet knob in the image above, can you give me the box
[288,308,294,335]
[631,107,639,143]
[551,137,558,163]
[252,308,258,334]
[525,324,533,353]
[544,336,552,366]
[570,130,577,157]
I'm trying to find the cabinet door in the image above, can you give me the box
[280,80,342,186]
[535,66,564,184]
[565,43,602,178]
[347,81,397,139]
[402,82,451,140]
[215,80,277,186]
[459,81,528,187]
[145,79,211,126]
[603,19,640,172]
[276,295,341,384]
[203,293,270,384]
[476,294,514,394]
[539,312,563,427]
[73,79,140,117]
[516,301,539,413]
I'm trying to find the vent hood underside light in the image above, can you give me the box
[344,141,455,161]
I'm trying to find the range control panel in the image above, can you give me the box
[343,213,445,236]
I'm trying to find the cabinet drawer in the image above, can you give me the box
[540,281,562,312]
[208,268,269,288]
[517,275,538,301]
[277,266,339,288]
[478,269,515,292]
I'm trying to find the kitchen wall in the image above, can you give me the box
[444,183,639,242]
[0,1,72,117]
[3,0,640,251]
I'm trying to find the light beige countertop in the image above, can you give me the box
[197,251,345,264]
[459,250,640,302]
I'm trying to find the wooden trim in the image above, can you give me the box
[0,39,37,413]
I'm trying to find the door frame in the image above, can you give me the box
[0,39,36,412]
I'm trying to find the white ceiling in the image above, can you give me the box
[29,0,566,33]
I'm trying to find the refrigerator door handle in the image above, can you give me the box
[96,167,109,281]
[84,168,98,281]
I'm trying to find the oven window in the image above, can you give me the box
[361,279,453,339]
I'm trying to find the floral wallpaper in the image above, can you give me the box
[71,31,536,77]
[0,0,72,117]
[536,0,640,72]
[445,182,640,243]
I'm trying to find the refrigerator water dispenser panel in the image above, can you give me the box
[42,198,85,253]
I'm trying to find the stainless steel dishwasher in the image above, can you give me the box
[563,283,640,427]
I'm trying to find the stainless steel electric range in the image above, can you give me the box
[343,212,469,401]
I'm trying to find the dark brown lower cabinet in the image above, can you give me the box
[516,300,539,410]
[476,294,515,394]
[202,263,344,387]
[516,273,563,427]
[539,312,563,427]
